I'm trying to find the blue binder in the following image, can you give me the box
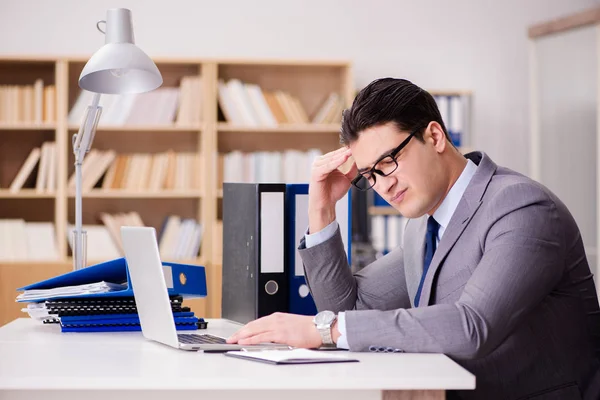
[59,311,196,322]
[60,324,199,333]
[287,184,352,315]
[17,257,207,303]
[60,314,199,326]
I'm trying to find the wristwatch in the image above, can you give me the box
[313,310,337,346]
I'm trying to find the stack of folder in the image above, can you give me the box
[24,295,204,332]
[16,257,208,333]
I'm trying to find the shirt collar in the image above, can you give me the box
[432,159,478,233]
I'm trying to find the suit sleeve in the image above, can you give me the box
[344,183,567,359]
[298,225,411,313]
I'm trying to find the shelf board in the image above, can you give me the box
[0,122,56,130]
[68,190,202,199]
[368,206,400,216]
[67,124,202,132]
[217,123,341,133]
[0,189,55,199]
[215,58,350,67]
[0,259,66,266]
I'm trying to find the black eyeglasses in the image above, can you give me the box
[351,125,424,191]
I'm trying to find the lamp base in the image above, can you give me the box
[72,229,88,270]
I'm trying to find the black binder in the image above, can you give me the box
[222,183,288,324]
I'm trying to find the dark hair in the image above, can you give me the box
[340,78,450,145]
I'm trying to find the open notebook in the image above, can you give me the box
[224,348,359,365]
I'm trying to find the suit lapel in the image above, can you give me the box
[403,216,427,307]
[416,152,497,307]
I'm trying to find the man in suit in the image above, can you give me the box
[228,78,600,399]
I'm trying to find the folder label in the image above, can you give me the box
[336,192,350,258]
[260,192,285,274]
[162,265,173,289]
[295,194,310,277]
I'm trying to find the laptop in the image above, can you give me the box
[120,225,292,352]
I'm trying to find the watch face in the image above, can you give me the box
[315,310,335,325]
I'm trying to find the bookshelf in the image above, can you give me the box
[0,56,353,325]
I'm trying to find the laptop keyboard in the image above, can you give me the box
[177,333,227,344]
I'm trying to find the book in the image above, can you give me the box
[224,348,359,365]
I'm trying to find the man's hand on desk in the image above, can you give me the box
[226,312,341,348]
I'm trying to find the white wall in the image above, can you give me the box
[0,0,598,173]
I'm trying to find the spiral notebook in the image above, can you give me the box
[224,348,359,365]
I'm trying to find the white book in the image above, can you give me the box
[435,96,449,129]
[98,94,122,125]
[188,223,203,259]
[227,79,260,126]
[175,76,190,125]
[98,213,123,254]
[125,211,145,227]
[180,220,198,259]
[150,152,169,191]
[22,85,34,123]
[96,94,119,126]
[35,142,51,193]
[217,80,242,125]
[371,215,386,254]
[398,215,409,248]
[174,219,195,259]
[67,224,121,261]
[158,216,181,260]
[82,150,116,191]
[159,88,181,125]
[25,222,59,261]
[386,215,399,252]
[111,93,138,125]
[449,95,465,146]
[68,148,100,190]
[68,90,94,125]
[312,93,338,124]
[9,147,41,192]
[12,219,28,261]
[244,84,277,127]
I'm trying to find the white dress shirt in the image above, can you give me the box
[305,159,478,349]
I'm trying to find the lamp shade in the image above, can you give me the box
[78,8,162,94]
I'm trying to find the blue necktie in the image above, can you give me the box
[414,216,439,307]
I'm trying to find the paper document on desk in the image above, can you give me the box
[16,281,127,302]
[224,348,359,365]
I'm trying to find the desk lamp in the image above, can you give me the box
[72,8,162,270]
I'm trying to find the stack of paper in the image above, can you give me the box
[16,281,126,302]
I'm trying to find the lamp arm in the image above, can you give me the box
[71,92,102,270]
[74,92,102,163]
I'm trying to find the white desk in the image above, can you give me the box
[0,318,475,400]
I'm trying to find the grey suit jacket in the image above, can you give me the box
[299,152,600,400]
